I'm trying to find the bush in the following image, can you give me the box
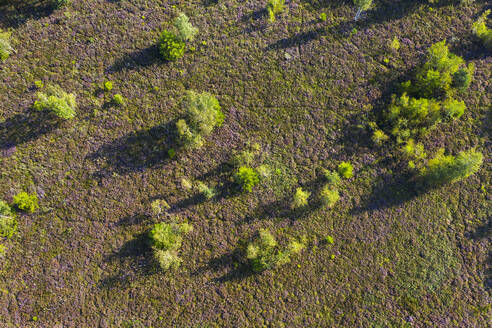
[158,30,185,61]
[401,139,426,162]
[452,64,474,91]
[267,0,285,23]
[413,41,466,98]
[353,0,372,21]
[371,129,389,145]
[419,149,483,187]
[177,91,223,149]
[0,201,17,239]
[13,192,39,213]
[0,30,13,62]
[246,229,305,272]
[441,98,466,120]
[320,185,339,208]
[197,181,216,199]
[104,81,113,92]
[149,221,192,271]
[235,167,260,192]
[112,94,125,106]
[291,187,310,209]
[472,10,492,50]
[33,85,77,120]
[323,170,340,186]
[150,199,170,218]
[174,13,198,42]
[338,162,354,179]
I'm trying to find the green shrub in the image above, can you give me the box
[51,0,70,8]
[441,98,466,120]
[320,185,340,208]
[230,150,255,168]
[104,81,113,92]
[371,129,389,145]
[0,201,17,239]
[174,13,198,42]
[401,139,426,162]
[323,170,340,186]
[291,187,310,209]
[149,221,192,271]
[413,41,466,98]
[235,167,260,192]
[197,181,216,199]
[353,0,372,21]
[150,199,170,218]
[452,64,474,91]
[338,162,354,179]
[158,30,185,61]
[419,149,483,187]
[177,91,223,149]
[472,10,492,50]
[0,30,13,62]
[246,229,305,272]
[33,85,77,120]
[267,0,285,23]
[13,192,39,213]
[112,94,125,106]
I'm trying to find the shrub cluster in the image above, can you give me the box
[246,229,305,272]
[0,29,13,62]
[176,91,223,149]
[0,201,17,239]
[266,0,285,23]
[472,10,492,50]
[13,192,39,213]
[33,85,77,120]
[149,220,192,271]
[159,13,198,61]
[419,149,483,187]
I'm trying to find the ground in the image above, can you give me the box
[0,0,490,327]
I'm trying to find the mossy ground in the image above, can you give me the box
[0,0,490,327]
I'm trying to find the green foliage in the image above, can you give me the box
[104,81,113,92]
[51,0,70,8]
[174,13,198,42]
[371,129,389,145]
[33,85,77,120]
[320,13,327,22]
[197,181,216,199]
[291,187,310,209]
[390,37,400,51]
[0,29,13,62]
[325,235,334,245]
[419,149,483,187]
[401,139,426,162]
[13,192,39,213]
[323,170,340,186]
[320,185,340,208]
[246,229,305,272]
[151,199,170,218]
[267,0,285,23]
[149,221,192,271]
[235,167,260,192]
[230,150,255,168]
[177,91,223,149]
[452,64,474,91]
[112,94,125,106]
[158,30,185,61]
[353,0,372,20]
[0,201,17,239]
[441,97,466,120]
[413,41,466,98]
[338,162,354,179]
[472,10,492,50]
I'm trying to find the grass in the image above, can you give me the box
[0,0,490,327]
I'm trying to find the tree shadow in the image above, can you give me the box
[265,26,326,51]
[0,109,62,151]
[99,231,156,289]
[299,0,347,11]
[192,243,256,283]
[466,217,491,290]
[0,0,55,29]
[106,44,162,73]
[115,213,149,227]
[87,120,177,177]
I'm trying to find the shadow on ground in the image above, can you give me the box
[467,217,491,290]
[0,110,61,151]
[0,0,55,28]
[87,120,177,177]
[106,44,162,73]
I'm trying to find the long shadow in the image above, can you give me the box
[467,217,491,290]
[299,0,347,10]
[87,120,177,177]
[106,44,161,73]
[0,0,55,29]
[265,26,326,51]
[99,231,156,289]
[0,110,61,151]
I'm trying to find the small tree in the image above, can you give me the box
[353,0,372,21]
[33,85,77,120]
[174,13,198,42]
[266,0,285,23]
[472,10,492,50]
[13,192,39,213]
[0,29,13,62]
[235,167,260,192]
[159,30,185,61]
[320,185,339,208]
[0,201,17,239]
[291,187,310,209]
[338,162,354,179]
[149,221,192,271]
